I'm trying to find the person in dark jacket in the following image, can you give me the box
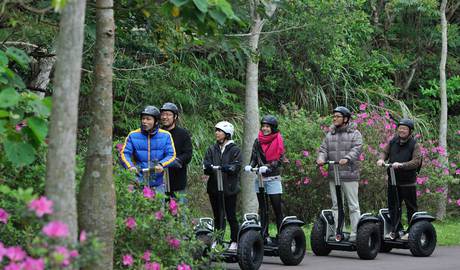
[160,102,193,203]
[203,121,241,251]
[317,106,363,242]
[377,118,422,240]
[244,115,285,243]
[121,106,176,193]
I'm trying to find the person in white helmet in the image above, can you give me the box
[203,121,242,251]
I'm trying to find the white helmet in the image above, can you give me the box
[215,121,234,139]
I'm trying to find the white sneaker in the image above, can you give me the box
[228,242,238,251]
[400,233,409,241]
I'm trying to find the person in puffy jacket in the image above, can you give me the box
[121,105,176,193]
[316,106,363,242]
[203,121,241,251]
[245,115,285,243]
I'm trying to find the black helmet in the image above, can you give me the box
[160,102,179,115]
[261,115,278,132]
[140,106,160,120]
[333,106,352,118]
[398,118,414,130]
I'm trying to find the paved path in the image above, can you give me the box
[225,246,460,270]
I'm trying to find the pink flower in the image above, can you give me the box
[367,146,377,155]
[457,199,460,207]
[432,159,441,168]
[420,147,428,156]
[385,111,390,119]
[437,146,447,156]
[122,254,134,266]
[359,103,367,111]
[360,179,368,185]
[384,123,392,130]
[116,143,123,152]
[128,184,134,193]
[366,119,375,126]
[456,169,460,175]
[295,159,302,167]
[443,168,450,175]
[379,143,387,149]
[42,221,69,238]
[379,101,385,107]
[1,242,6,261]
[457,130,460,135]
[448,198,452,204]
[303,177,311,185]
[125,217,137,230]
[416,190,422,197]
[22,257,45,270]
[435,187,445,193]
[69,250,79,258]
[358,112,368,119]
[142,250,151,262]
[145,262,161,270]
[53,246,71,266]
[143,186,155,199]
[0,208,9,224]
[359,153,365,161]
[177,263,191,270]
[155,211,164,221]
[302,150,309,157]
[450,163,457,168]
[167,236,180,249]
[6,246,26,261]
[319,166,328,178]
[425,188,431,193]
[28,196,53,217]
[169,199,178,216]
[79,230,87,243]
[5,262,21,270]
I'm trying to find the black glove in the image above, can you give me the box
[221,164,232,173]
[169,158,183,169]
[203,161,213,171]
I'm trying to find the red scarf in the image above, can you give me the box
[258,131,285,162]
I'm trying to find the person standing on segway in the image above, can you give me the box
[203,121,242,251]
[245,115,286,245]
[377,118,422,240]
[160,102,193,203]
[121,105,176,193]
[316,106,363,242]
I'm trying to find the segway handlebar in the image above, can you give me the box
[327,160,339,165]
[244,165,269,174]
[383,163,393,168]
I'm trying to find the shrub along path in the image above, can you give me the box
[225,246,460,270]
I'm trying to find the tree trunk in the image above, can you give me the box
[78,1,116,269]
[45,0,86,242]
[240,0,277,214]
[29,53,56,98]
[436,0,448,220]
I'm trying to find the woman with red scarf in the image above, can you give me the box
[246,115,286,243]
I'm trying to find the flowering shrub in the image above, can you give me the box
[279,105,460,222]
[0,186,99,269]
[114,168,217,269]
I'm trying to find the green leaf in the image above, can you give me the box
[0,88,20,108]
[0,51,8,67]
[0,109,8,118]
[3,139,36,166]
[0,119,7,134]
[193,0,208,13]
[170,0,189,7]
[26,117,48,143]
[215,0,235,18]
[209,9,226,25]
[5,47,29,69]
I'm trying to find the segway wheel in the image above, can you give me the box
[194,233,212,258]
[278,225,306,265]
[408,221,437,257]
[356,222,380,260]
[237,230,264,270]
[310,218,331,256]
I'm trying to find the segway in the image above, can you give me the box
[194,165,264,270]
[310,161,381,260]
[245,166,306,265]
[378,163,437,256]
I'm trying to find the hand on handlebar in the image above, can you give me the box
[244,165,252,172]
[376,159,385,167]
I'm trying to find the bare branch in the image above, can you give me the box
[225,24,309,37]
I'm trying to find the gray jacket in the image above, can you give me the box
[317,123,363,181]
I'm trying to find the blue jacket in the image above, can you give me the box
[121,126,176,187]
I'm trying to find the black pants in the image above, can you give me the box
[208,193,238,243]
[257,193,283,237]
[388,185,418,230]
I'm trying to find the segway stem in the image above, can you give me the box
[212,165,226,244]
[384,163,401,239]
[329,161,344,241]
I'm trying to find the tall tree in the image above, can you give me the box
[241,0,277,214]
[77,1,116,269]
[45,0,86,241]
[437,0,449,220]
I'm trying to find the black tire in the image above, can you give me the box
[408,221,437,257]
[237,230,264,270]
[278,225,306,265]
[310,218,331,256]
[356,222,380,260]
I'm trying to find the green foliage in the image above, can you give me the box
[419,76,460,112]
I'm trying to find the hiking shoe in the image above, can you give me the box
[228,242,238,251]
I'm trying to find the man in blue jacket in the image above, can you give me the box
[121,105,176,193]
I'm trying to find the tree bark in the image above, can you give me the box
[45,0,86,242]
[29,53,56,98]
[78,1,116,269]
[436,0,448,220]
[240,0,277,214]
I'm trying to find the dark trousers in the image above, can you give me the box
[257,193,283,237]
[209,193,238,243]
[388,185,418,230]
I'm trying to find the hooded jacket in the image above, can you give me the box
[317,123,363,181]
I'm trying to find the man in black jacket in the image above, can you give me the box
[160,102,193,203]
[377,118,422,240]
